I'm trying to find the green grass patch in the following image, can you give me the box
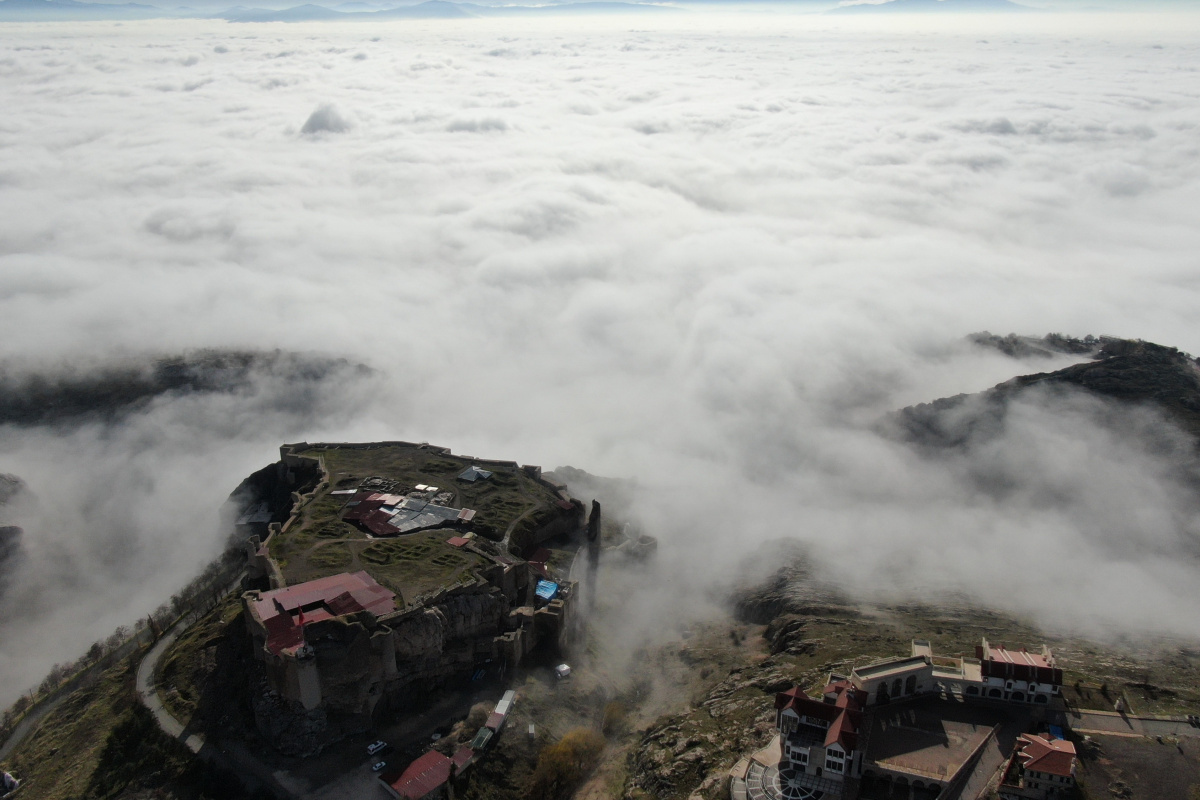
[5,646,264,800]
[156,595,244,725]
[309,544,352,570]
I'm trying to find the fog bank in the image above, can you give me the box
[1,13,1200,704]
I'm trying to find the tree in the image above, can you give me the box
[460,703,490,741]
[528,728,605,800]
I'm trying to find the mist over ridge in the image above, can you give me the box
[1,11,1200,707]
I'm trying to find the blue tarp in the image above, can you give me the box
[535,580,559,601]
[1048,725,1065,740]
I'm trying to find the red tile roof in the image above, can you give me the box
[447,536,470,548]
[774,686,809,710]
[363,509,400,537]
[1016,733,1076,778]
[388,750,452,800]
[824,708,859,751]
[451,745,474,770]
[977,643,1063,685]
[824,680,867,710]
[250,571,396,656]
[987,645,1051,668]
[486,712,505,731]
[775,685,862,753]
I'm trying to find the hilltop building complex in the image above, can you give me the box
[236,442,583,754]
[732,638,1068,800]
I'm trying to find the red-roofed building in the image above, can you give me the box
[774,683,865,789]
[243,572,397,711]
[999,733,1077,799]
[380,750,455,800]
[976,637,1063,704]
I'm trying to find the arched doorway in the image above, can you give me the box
[905,675,917,695]
[892,678,903,698]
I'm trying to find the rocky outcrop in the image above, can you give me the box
[625,663,797,800]
[968,331,1098,360]
[0,474,25,595]
[893,338,1200,447]
[0,526,22,597]
[764,615,812,656]
[250,680,370,757]
[392,607,448,661]
[731,559,855,625]
[307,617,380,716]
[0,473,23,505]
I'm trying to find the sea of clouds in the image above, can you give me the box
[1,12,1200,703]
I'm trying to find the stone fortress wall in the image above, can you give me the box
[241,441,578,754]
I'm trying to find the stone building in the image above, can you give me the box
[244,571,398,713]
[998,734,1077,799]
[243,558,574,751]
[773,680,867,798]
[840,638,1062,707]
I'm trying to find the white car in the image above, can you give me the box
[367,740,389,755]
[371,761,387,772]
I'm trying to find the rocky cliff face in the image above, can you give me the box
[250,678,370,757]
[0,473,25,596]
[308,616,380,716]
[392,607,449,661]
[625,664,795,800]
[390,584,508,662]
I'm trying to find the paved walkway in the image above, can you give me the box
[1067,709,1200,739]
[740,758,842,800]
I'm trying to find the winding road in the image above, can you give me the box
[134,576,306,799]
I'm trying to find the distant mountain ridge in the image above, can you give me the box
[831,0,1033,13]
[0,0,678,20]
[0,0,171,19]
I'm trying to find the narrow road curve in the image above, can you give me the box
[135,619,206,752]
[135,574,305,799]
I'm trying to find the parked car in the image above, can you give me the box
[367,740,389,755]
[371,761,387,772]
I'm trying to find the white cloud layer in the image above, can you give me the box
[1,12,1200,704]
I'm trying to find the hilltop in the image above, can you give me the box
[891,336,1200,448]
[0,350,370,428]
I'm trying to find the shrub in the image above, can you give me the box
[601,702,627,737]
[528,728,605,800]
